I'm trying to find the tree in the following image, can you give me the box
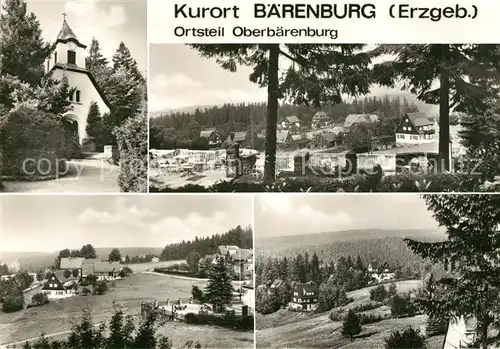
[80,244,97,259]
[85,38,110,87]
[341,309,362,340]
[389,293,416,318]
[189,44,374,182]
[186,251,201,274]
[133,312,157,349]
[2,287,24,313]
[191,285,203,302]
[384,327,426,349]
[36,271,44,282]
[345,122,375,153]
[459,106,500,181]
[370,285,388,302]
[388,282,398,297]
[31,292,49,306]
[72,269,79,278]
[108,248,122,262]
[63,269,72,279]
[112,42,145,84]
[0,0,51,86]
[373,44,500,171]
[404,194,500,349]
[203,257,233,312]
[86,102,104,141]
[93,281,108,295]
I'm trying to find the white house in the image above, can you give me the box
[45,18,111,147]
[242,282,255,315]
[443,316,478,349]
[368,261,396,282]
[42,273,76,300]
[395,112,436,146]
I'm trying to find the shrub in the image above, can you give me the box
[341,309,362,340]
[385,327,426,348]
[113,110,147,193]
[359,313,389,324]
[426,315,448,336]
[31,292,49,306]
[191,286,203,302]
[184,312,254,330]
[2,292,24,313]
[370,285,388,302]
[389,294,416,318]
[1,107,69,178]
[92,281,108,295]
[82,287,91,295]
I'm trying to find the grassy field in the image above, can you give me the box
[127,259,185,273]
[0,273,253,348]
[256,280,442,348]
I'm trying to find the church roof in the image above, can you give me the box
[55,19,86,49]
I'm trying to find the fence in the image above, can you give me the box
[357,154,396,173]
[308,153,347,168]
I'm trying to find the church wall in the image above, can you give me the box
[47,41,86,72]
[51,68,110,145]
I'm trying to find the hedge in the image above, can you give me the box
[150,172,485,193]
[1,107,70,179]
[113,111,147,192]
[185,312,254,331]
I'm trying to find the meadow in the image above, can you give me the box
[0,273,252,348]
[256,280,445,349]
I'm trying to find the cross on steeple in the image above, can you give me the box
[62,12,67,21]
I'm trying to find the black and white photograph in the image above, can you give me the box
[0,195,255,349]
[148,44,500,193]
[254,194,500,348]
[0,0,147,193]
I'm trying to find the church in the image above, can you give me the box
[45,16,111,148]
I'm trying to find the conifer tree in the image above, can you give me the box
[86,38,110,88]
[86,102,103,140]
[341,309,362,340]
[0,0,51,86]
[112,42,145,84]
[404,194,500,349]
[203,256,234,312]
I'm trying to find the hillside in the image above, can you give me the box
[256,280,446,349]
[256,229,445,268]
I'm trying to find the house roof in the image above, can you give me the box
[285,115,300,123]
[344,114,379,128]
[82,259,120,275]
[291,134,302,141]
[60,257,84,269]
[55,20,86,49]
[406,112,433,127]
[42,273,65,291]
[294,281,318,296]
[218,245,239,256]
[47,63,112,109]
[321,133,337,142]
[200,129,215,138]
[232,248,253,261]
[312,111,329,120]
[232,132,247,142]
[276,130,290,143]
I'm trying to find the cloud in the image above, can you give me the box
[258,196,293,215]
[297,206,352,228]
[151,73,202,90]
[64,0,127,28]
[149,211,229,244]
[78,197,157,227]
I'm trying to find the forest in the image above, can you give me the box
[256,236,442,274]
[149,95,430,150]
[159,225,253,261]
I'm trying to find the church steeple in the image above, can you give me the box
[54,14,86,49]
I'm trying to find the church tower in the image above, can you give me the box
[46,15,111,147]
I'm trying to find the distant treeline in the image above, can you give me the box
[149,96,423,149]
[159,225,253,261]
[256,237,437,275]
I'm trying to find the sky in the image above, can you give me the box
[254,194,441,238]
[148,44,434,114]
[21,0,147,73]
[0,195,253,252]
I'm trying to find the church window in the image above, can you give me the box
[69,92,73,102]
[54,52,58,64]
[76,90,81,102]
[67,50,76,65]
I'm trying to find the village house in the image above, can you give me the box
[230,248,253,280]
[395,112,436,146]
[45,18,111,148]
[42,273,76,300]
[151,257,160,263]
[289,281,319,312]
[279,116,301,130]
[60,257,84,276]
[311,111,331,129]
[242,281,255,315]
[226,132,247,147]
[368,261,396,282]
[343,114,379,133]
[82,259,121,281]
[200,128,222,147]
[276,130,292,144]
